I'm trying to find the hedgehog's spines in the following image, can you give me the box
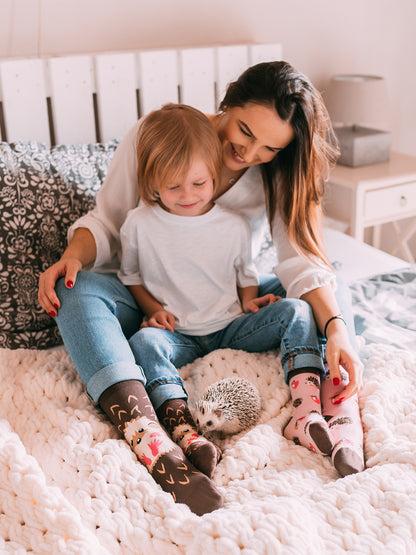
[194,377,261,433]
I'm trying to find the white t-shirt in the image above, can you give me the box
[69,119,335,298]
[118,204,259,335]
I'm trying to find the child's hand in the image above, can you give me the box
[243,294,281,314]
[140,310,176,332]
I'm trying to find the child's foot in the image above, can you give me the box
[283,370,334,455]
[157,398,221,478]
[173,428,222,478]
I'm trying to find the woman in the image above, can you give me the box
[38,61,364,513]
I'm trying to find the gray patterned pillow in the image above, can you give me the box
[0,140,119,349]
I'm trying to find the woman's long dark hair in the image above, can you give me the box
[220,61,339,266]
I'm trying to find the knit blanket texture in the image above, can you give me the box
[0,343,415,554]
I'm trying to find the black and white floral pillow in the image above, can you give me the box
[0,140,119,349]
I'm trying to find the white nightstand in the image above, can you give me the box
[323,152,416,262]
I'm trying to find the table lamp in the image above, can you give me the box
[325,74,391,167]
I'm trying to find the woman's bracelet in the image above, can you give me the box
[324,314,346,339]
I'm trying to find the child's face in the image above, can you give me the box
[158,158,215,217]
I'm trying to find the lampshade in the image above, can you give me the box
[325,74,390,128]
[325,74,391,167]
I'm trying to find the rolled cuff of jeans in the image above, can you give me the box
[87,362,145,404]
[281,349,325,383]
[147,380,188,411]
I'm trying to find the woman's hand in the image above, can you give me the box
[38,257,82,316]
[141,310,176,332]
[38,228,96,316]
[301,284,364,403]
[325,325,364,403]
[243,293,281,314]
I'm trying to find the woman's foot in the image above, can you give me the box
[99,381,223,515]
[123,414,223,514]
[321,369,365,476]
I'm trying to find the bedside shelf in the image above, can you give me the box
[323,152,416,263]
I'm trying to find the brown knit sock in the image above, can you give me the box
[156,398,221,479]
[99,381,223,515]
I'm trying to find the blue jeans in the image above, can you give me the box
[55,271,357,407]
[129,297,324,409]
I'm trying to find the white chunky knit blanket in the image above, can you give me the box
[1,343,415,554]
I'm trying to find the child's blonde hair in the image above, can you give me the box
[137,103,222,204]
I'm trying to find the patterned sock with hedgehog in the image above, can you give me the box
[283,369,334,455]
[156,398,221,479]
[98,380,223,515]
[321,367,365,476]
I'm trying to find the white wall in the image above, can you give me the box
[1,0,416,156]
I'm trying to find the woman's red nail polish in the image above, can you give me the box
[54,304,59,310]
[48,311,56,318]
[333,378,340,386]
[66,280,74,288]
[334,397,344,405]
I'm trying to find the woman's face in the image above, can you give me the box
[217,102,294,171]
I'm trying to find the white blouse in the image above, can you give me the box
[69,119,336,299]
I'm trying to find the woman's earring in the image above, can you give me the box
[153,191,160,200]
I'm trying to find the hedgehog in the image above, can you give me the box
[193,377,261,437]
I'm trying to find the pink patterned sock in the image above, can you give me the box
[321,368,365,476]
[283,371,334,455]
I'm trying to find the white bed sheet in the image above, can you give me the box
[254,227,409,284]
[323,228,409,284]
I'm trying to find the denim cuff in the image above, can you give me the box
[147,379,187,411]
[281,349,325,383]
[87,362,145,403]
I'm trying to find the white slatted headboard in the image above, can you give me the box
[0,43,282,147]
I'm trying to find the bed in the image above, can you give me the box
[1,44,415,554]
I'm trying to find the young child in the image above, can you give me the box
[118,103,358,487]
